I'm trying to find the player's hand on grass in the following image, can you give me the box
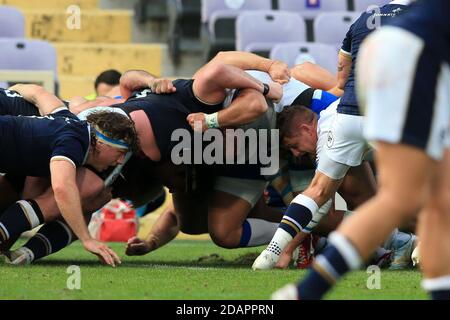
[82,239,121,267]
[268,60,290,84]
[187,113,208,132]
[275,250,292,269]
[149,78,177,94]
[125,236,152,256]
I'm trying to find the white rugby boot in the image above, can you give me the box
[271,284,299,300]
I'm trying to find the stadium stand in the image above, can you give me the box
[236,11,307,57]
[0,5,25,37]
[134,0,168,24]
[270,42,338,75]
[353,0,391,13]
[201,0,272,60]
[313,11,360,49]
[278,0,348,19]
[0,0,164,99]
[0,38,58,92]
[167,0,202,65]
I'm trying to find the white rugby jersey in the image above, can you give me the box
[223,70,311,113]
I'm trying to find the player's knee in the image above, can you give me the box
[425,188,450,217]
[209,229,238,249]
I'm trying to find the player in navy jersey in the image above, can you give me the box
[0,84,138,267]
[272,0,449,299]
[2,52,339,264]
[252,0,413,271]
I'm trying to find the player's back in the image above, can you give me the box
[0,111,89,176]
[0,88,40,116]
[120,79,223,160]
[338,1,411,115]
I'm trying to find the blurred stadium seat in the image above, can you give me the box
[278,0,349,19]
[134,0,168,24]
[167,0,202,65]
[270,42,338,75]
[0,38,58,92]
[313,11,360,48]
[236,11,306,57]
[201,0,272,61]
[0,6,25,38]
[353,0,391,13]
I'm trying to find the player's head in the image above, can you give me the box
[94,69,122,96]
[86,111,139,171]
[277,105,318,157]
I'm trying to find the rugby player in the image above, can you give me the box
[0,84,138,266]
[252,0,412,271]
[272,0,450,299]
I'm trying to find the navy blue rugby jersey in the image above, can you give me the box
[0,88,40,116]
[0,109,90,176]
[120,79,223,160]
[338,1,410,115]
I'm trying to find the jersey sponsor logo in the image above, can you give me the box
[134,89,152,99]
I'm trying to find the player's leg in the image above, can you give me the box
[420,149,450,299]
[287,23,447,298]
[252,169,342,270]
[0,168,109,254]
[209,177,281,248]
[339,161,377,210]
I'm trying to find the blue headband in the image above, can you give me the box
[95,129,129,150]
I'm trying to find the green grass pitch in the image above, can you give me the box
[0,240,427,300]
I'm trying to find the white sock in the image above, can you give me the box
[265,229,293,257]
[245,219,279,247]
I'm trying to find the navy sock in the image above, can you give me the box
[0,200,44,243]
[430,290,450,300]
[279,203,313,238]
[23,220,75,261]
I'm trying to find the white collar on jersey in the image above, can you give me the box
[390,0,414,5]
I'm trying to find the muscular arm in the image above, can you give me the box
[50,160,120,266]
[291,62,338,92]
[192,62,282,105]
[214,88,268,128]
[50,160,91,243]
[328,51,352,97]
[195,51,290,84]
[120,70,156,99]
[8,84,65,115]
[126,202,179,256]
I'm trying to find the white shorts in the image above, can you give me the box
[325,113,372,167]
[315,101,369,180]
[214,176,268,207]
[359,27,450,161]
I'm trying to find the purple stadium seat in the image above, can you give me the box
[0,6,25,38]
[270,42,338,75]
[314,11,360,47]
[236,11,307,53]
[354,0,391,13]
[202,0,271,23]
[0,38,57,76]
[278,0,348,19]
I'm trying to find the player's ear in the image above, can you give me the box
[300,123,310,135]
